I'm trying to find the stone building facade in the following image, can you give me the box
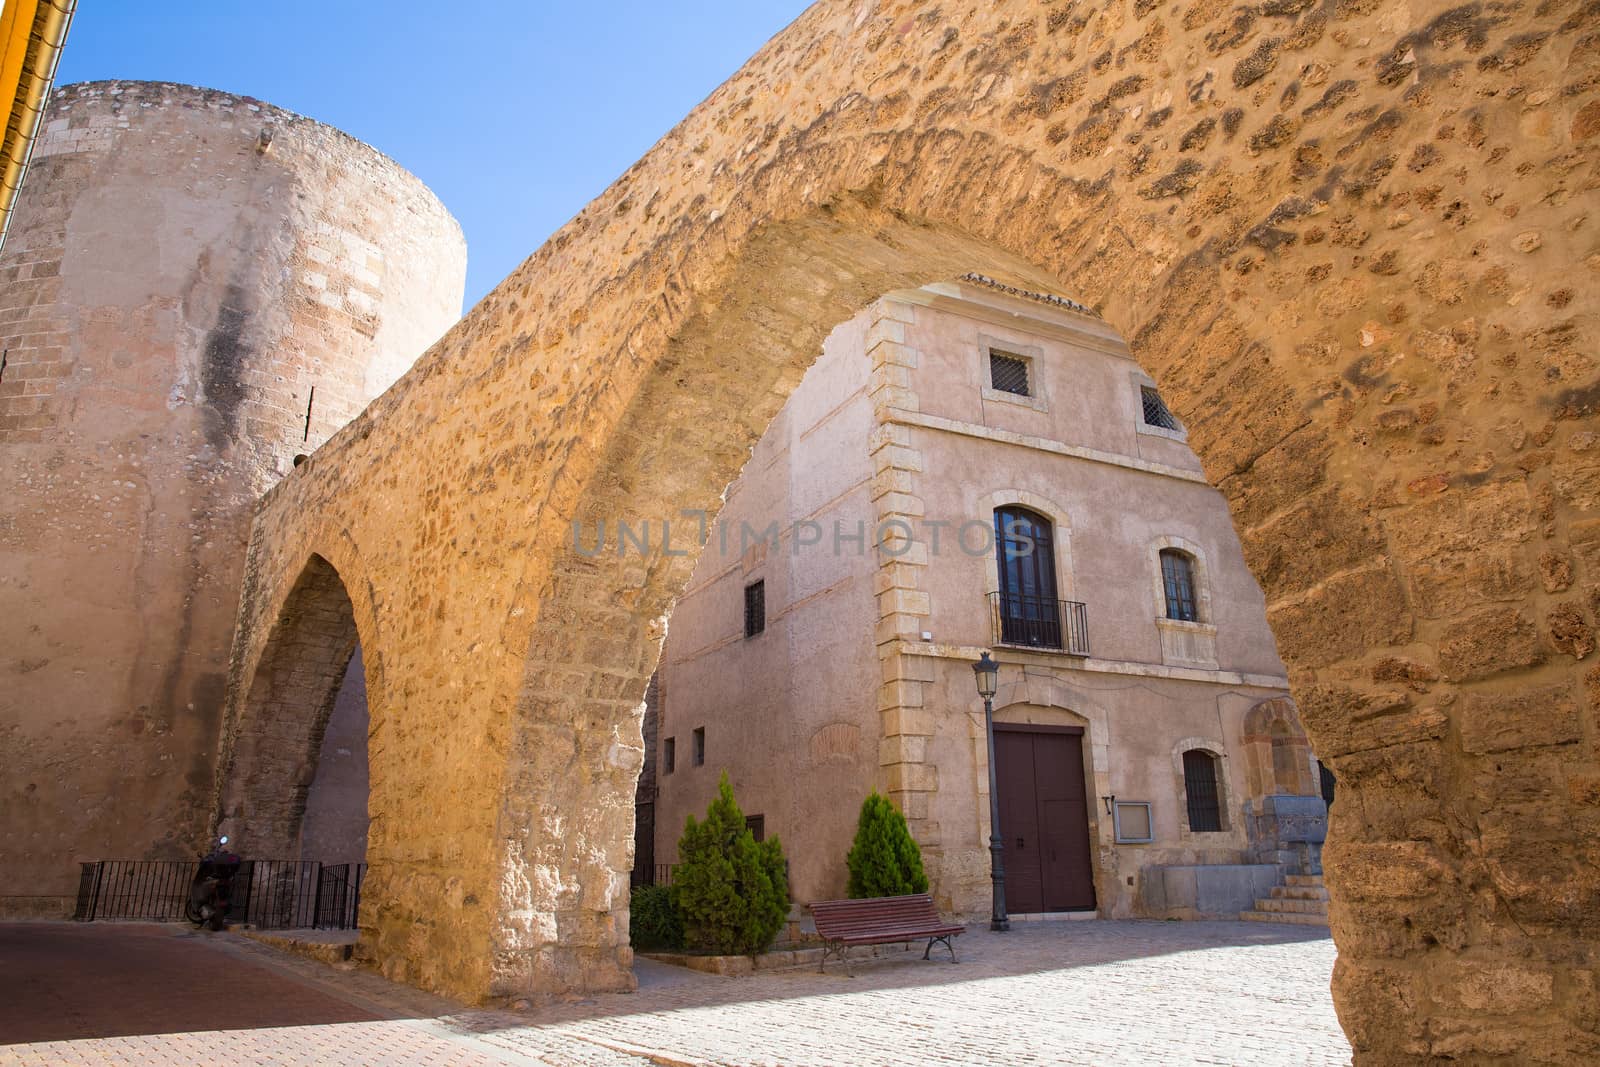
[0,81,465,917]
[4,1,1589,1054]
[650,278,1326,921]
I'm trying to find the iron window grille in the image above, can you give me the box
[744,580,765,637]
[692,727,705,766]
[1183,750,1223,832]
[989,350,1031,396]
[1140,386,1180,430]
[663,737,676,774]
[745,815,765,842]
[1160,549,1199,622]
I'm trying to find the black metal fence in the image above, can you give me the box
[74,859,366,930]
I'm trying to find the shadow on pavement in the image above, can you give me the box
[0,922,384,1043]
[0,918,1334,1047]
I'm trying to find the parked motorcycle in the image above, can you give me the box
[186,835,241,930]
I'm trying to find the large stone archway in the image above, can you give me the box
[214,0,1598,1059]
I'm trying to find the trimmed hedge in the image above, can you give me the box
[675,772,790,955]
[845,790,930,898]
[629,883,684,951]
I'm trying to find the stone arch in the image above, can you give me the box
[216,1,1600,1055]
[1242,695,1317,799]
[217,553,369,858]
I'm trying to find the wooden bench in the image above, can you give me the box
[807,893,965,974]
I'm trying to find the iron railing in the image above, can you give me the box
[314,863,365,930]
[988,591,1090,655]
[645,858,790,888]
[74,859,367,929]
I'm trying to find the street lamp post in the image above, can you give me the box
[973,651,1008,932]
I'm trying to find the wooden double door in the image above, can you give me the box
[994,725,1097,913]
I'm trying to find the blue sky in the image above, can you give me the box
[57,2,811,309]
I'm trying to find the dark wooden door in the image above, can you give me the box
[995,731,1044,913]
[994,728,1096,913]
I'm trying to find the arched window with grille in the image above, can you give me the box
[993,506,1060,649]
[1182,749,1223,832]
[1159,548,1199,622]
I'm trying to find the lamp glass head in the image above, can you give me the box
[972,651,999,699]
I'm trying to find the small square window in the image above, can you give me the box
[1113,801,1154,844]
[663,737,675,775]
[745,814,765,842]
[692,727,705,767]
[744,580,765,638]
[989,350,1030,397]
[1140,386,1180,430]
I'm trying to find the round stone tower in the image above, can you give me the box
[0,81,467,916]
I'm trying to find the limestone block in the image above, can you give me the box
[1457,685,1581,755]
[1438,607,1546,681]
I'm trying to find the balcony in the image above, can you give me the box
[988,591,1091,656]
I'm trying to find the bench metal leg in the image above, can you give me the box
[923,935,957,963]
[819,941,854,976]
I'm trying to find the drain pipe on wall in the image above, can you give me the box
[0,0,77,256]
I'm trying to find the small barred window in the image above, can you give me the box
[744,580,765,637]
[1141,386,1180,430]
[1183,749,1223,832]
[989,351,1030,397]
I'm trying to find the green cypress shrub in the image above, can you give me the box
[674,772,790,955]
[628,883,684,951]
[845,790,930,898]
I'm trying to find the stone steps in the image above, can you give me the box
[1241,874,1329,927]
[1254,897,1327,914]
[1272,886,1330,901]
[1240,909,1330,926]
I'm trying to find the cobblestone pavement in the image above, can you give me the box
[0,920,1348,1065]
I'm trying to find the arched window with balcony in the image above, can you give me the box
[993,506,1060,649]
[1159,548,1199,622]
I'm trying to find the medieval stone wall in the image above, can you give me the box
[0,81,465,916]
[215,1,1595,1061]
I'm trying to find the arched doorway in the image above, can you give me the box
[297,646,371,866]
[217,555,367,865]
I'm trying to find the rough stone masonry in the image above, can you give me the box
[0,82,465,917]
[210,1,1595,1063]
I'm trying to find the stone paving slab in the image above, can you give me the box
[0,920,1349,1065]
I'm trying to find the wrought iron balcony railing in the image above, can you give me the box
[988,591,1091,656]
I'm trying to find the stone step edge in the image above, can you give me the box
[1240,910,1331,927]
[1254,899,1330,914]
[1271,887,1331,900]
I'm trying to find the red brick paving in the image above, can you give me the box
[0,923,380,1042]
